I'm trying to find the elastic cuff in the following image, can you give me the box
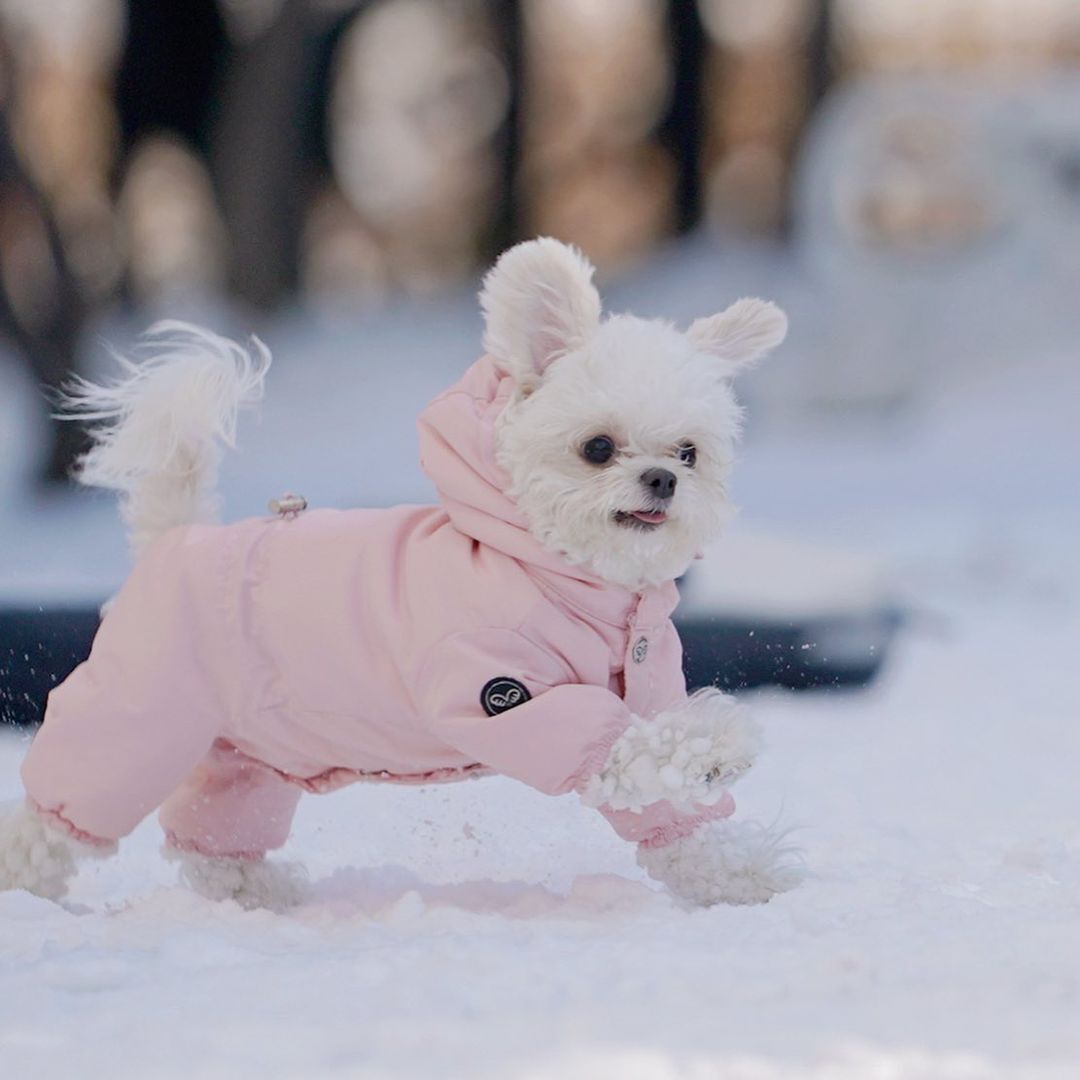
[163,832,266,862]
[569,719,632,794]
[637,798,736,850]
[26,798,117,852]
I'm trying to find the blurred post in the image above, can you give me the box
[0,55,90,484]
[484,0,524,259]
[212,0,316,309]
[805,0,834,117]
[115,0,226,159]
[660,0,708,234]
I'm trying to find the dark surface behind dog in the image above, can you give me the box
[0,606,897,728]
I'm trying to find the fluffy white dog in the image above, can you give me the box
[0,238,799,910]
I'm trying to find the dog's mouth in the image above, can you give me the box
[613,508,669,530]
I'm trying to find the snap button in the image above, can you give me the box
[269,493,307,520]
[632,636,649,664]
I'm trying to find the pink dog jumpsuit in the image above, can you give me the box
[21,355,733,858]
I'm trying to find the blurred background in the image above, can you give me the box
[1,0,1078,720]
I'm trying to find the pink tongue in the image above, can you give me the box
[633,510,667,524]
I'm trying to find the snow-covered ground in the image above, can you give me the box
[1,237,1079,1077]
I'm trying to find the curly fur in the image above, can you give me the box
[166,847,308,912]
[580,688,760,812]
[638,819,804,906]
[480,236,601,391]
[487,242,787,591]
[0,801,111,901]
[61,321,270,558]
[686,298,788,376]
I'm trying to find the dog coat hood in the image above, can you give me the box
[22,357,732,857]
[419,355,561,573]
[418,354,637,610]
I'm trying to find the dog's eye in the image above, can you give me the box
[677,444,697,468]
[582,436,616,465]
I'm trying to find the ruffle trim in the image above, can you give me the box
[569,719,632,795]
[162,832,265,862]
[637,800,735,850]
[26,798,118,853]
[282,761,493,795]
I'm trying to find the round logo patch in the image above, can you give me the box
[480,677,531,717]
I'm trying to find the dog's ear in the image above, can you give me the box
[480,237,601,391]
[687,299,787,376]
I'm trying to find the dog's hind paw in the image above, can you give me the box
[168,847,308,912]
[0,801,99,901]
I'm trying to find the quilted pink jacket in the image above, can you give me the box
[22,356,733,858]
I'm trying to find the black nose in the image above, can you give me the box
[640,467,677,500]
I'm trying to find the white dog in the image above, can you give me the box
[0,238,799,910]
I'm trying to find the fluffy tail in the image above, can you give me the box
[62,321,271,558]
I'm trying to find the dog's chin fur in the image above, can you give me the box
[496,316,741,591]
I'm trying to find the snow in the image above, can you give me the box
[3,581,1079,1077]
[2,235,1080,1076]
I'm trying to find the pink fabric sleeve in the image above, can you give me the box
[597,795,736,847]
[597,619,735,845]
[413,629,633,797]
[414,628,736,847]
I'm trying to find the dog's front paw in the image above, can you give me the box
[637,819,803,907]
[168,848,308,912]
[582,689,760,812]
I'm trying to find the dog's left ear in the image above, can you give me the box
[480,237,601,392]
[687,299,787,376]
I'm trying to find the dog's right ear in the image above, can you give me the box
[480,237,601,392]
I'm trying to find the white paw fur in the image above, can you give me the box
[168,847,308,912]
[581,689,760,812]
[0,801,112,901]
[638,819,803,907]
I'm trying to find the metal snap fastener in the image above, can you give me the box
[632,636,649,664]
[269,493,307,519]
